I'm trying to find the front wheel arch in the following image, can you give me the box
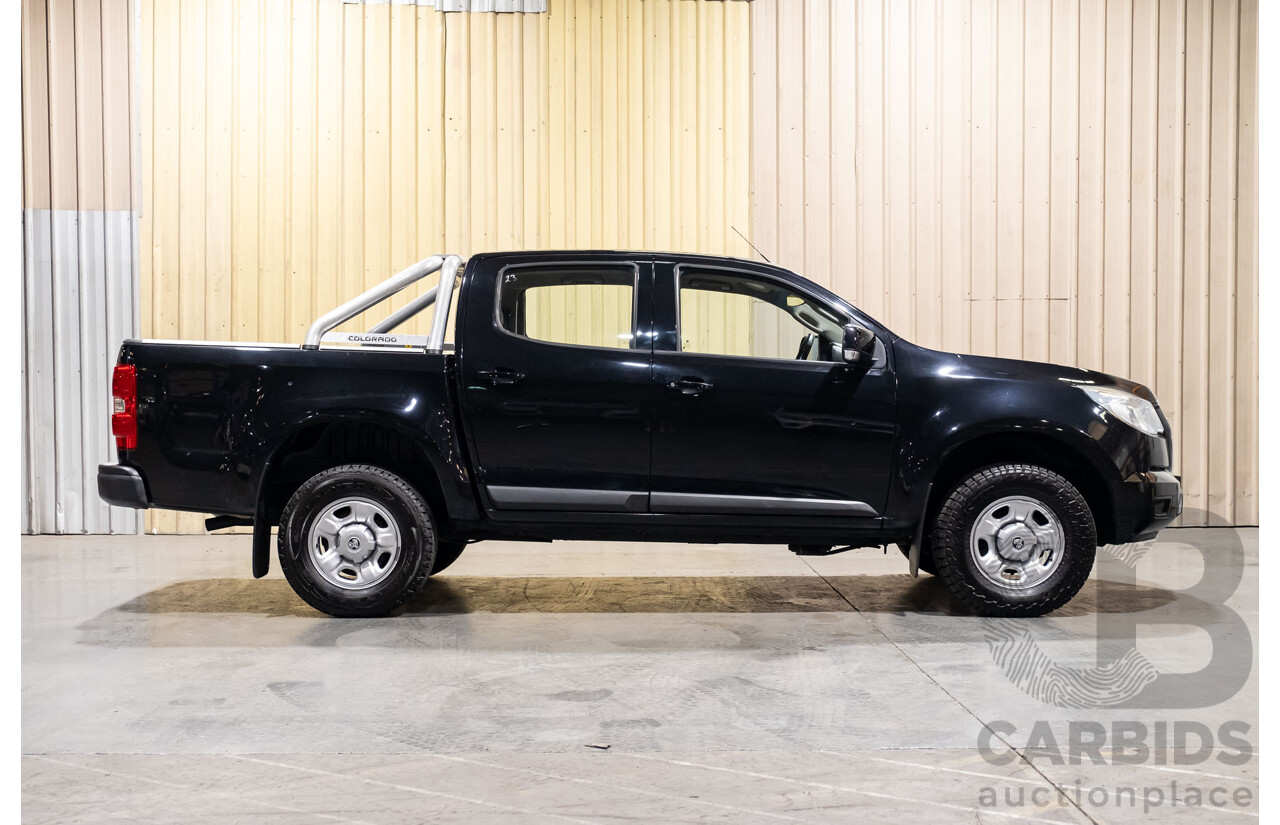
[916,431,1115,549]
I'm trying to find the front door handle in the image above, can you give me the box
[477,368,525,386]
[667,377,714,396]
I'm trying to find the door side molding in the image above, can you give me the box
[650,492,877,517]
[487,486,648,513]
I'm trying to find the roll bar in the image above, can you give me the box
[302,254,463,352]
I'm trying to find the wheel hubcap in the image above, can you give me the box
[307,497,401,590]
[968,495,1065,590]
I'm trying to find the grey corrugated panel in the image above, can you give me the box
[22,0,140,535]
[23,209,57,535]
[50,209,84,533]
[78,210,110,534]
[23,208,141,535]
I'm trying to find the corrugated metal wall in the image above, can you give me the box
[346,0,549,10]
[138,0,752,532]
[26,0,1257,533]
[750,0,1258,526]
[21,0,141,534]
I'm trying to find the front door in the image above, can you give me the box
[459,260,654,513]
[649,263,896,518]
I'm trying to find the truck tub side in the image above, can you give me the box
[114,340,478,525]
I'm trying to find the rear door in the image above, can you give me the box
[458,258,654,513]
[649,261,897,517]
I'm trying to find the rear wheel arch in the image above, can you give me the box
[258,418,454,535]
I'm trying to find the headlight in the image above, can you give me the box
[1080,387,1164,436]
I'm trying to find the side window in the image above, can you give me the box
[678,270,847,362]
[498,267,636,350]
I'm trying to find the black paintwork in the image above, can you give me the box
[104,250,1181,573]
[647,260,898,515]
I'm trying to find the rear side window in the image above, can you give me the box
[497,267,636,350]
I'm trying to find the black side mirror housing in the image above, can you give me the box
[842,324,876,364]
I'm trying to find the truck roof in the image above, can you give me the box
[467,249,776,269]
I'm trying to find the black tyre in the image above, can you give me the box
[278,464,436,617]
[430,540,469,575]
[931,464,1096,617]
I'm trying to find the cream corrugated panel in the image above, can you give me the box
[139,0,751,532]
[750,0,1258,527]
[21,0,141,535]
[342,0,548,10]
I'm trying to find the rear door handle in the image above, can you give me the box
[667,377,714,396]
[477,368,525,386]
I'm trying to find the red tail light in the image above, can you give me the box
[111,365,137,450]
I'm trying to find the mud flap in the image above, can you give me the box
[908,482,932,578]
[252,497,271,579]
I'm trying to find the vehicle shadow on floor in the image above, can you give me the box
[102,573,1174,620]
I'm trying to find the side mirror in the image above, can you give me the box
[842,324,876,364]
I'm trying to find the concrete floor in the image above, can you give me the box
[23,529,1257,823]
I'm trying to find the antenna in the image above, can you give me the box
[730,226,772,264]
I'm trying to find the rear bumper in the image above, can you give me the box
[1111,470,1182,543]
[97,464,150,509]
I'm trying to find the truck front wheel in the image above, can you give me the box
[278,464,436,617]
[931,464,1096,617]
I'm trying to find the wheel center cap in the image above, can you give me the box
[336,525,377,563]
[996,523,1037,562]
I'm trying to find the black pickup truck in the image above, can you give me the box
[99,250,1181,617]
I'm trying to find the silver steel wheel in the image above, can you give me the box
[306,496,402,591]
[968,495,1065,591]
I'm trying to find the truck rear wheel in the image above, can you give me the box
[278,464,436,617]
[931,464,1096,617]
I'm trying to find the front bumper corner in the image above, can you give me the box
[1112,470,1182,543]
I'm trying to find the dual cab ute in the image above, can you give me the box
[99,251,1182,617]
